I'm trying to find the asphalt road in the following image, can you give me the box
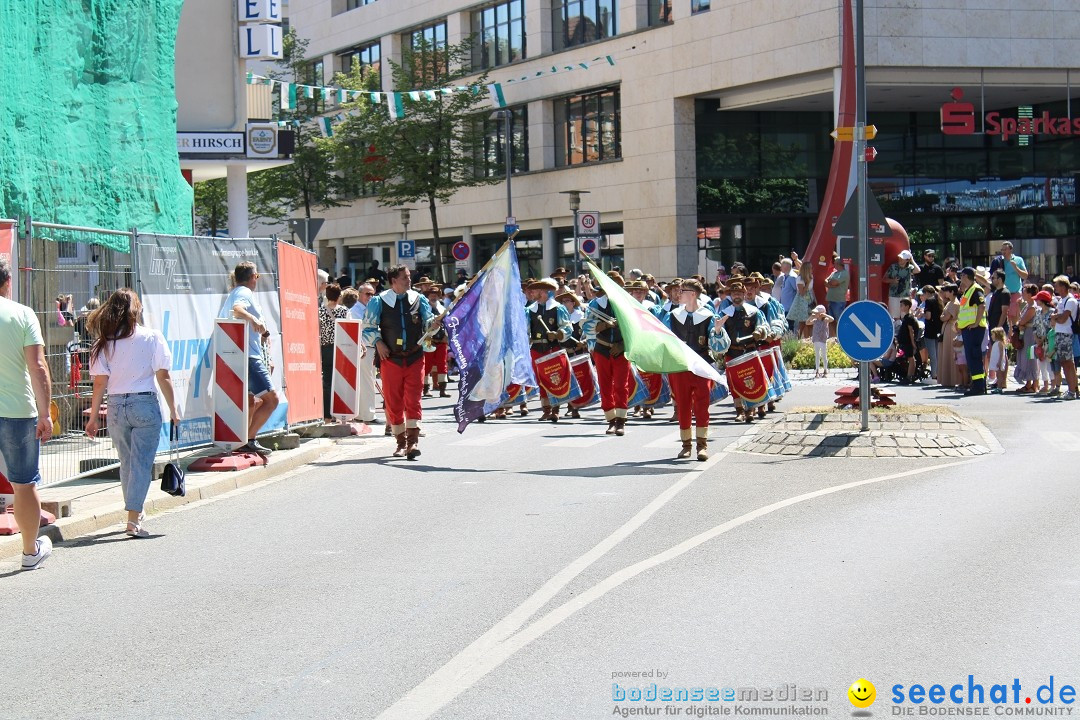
[4,380,1078,720]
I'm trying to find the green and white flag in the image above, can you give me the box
[279,82,291,110]
[388,92,405,120]
[487,83,507,107]
[370,92,381,104]
[304,85,314,99]
[586,263,724,383]
[318,117,333,138]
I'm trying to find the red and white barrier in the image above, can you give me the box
[331,319,362,421]
[212,319,249,451]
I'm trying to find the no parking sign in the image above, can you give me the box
[580,237,600,259]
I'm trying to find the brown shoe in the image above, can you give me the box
[438,381,450,398]
[570,408,581,419]
[614,418,625,436]
[605,420,616,435]
[696,441,708,461]
[550,410,559,423]
[405,427,421,460]
[392,433,406,457]
[384,423,393,436]
[677,441,692,459]
[538,408,552,421]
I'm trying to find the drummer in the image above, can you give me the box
[584,272,631,436]
[557,289,588,419]
[744,271,788,413]
[527,278,573,422]
[718,280,769,422]
[421,284,450,398]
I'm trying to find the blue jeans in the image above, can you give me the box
[108,393,162,513]
[828,301,846,320]
[0,416,41,484]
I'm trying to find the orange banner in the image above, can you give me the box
[277,241,322,424]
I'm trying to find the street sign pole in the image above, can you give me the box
[573,208,580,279]
[855,0,870,432]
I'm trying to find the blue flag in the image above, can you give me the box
[446,241,535,432]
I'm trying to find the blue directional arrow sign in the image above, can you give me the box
[837,300,895,362]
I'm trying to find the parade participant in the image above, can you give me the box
[558,289,588,419]
[744,272,788,412]
[719,280,769,422]
[584,272,633,435]
[363,265,440,459]
[551,266,570,288]
[527,278,573,422]
[625,279,669,420]
[666,280,729,460]
[661,278,684,314]
[422,284,450,398]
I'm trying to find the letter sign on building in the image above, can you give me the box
[239,24,283,60]
[237,0,281,23]
[940,88,976,135]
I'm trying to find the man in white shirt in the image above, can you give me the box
[1050,275,1078,400]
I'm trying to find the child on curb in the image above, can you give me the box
[805,304,834,378]
[987,327,1008,393]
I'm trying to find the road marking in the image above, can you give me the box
[1042,431,1080,452]
[644,432,682,448]
[448,427,541,447]
[375,457,982,720]
[374,450,729,720]
[545,436,610,448]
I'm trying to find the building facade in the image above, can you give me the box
[287,0,1080,283]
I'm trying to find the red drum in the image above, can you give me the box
[725,352,772,408]
[534,349,583,406]
[757,347,781,398]
[569,354,599,408]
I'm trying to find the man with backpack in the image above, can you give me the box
[1051,275,1079,400]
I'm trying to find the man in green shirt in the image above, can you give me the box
[0,260,54,569]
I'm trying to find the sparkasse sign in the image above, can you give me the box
[941,87,1080,141]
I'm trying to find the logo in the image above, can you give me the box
[940,88,976,135]
[246,126,277,155]
[849,679,877,709]
[941,87,1080,141]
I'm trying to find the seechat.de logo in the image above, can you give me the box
[940,87,976,136]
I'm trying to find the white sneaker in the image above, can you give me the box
[21,536,52,571]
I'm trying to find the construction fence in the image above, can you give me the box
[0,218,324,489]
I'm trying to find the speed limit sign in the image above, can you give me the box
[576,211,600,237]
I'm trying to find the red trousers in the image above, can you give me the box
[593,352,631,412]
[670,371,711,430]
[424,343,448,380]
[381,357,425,430]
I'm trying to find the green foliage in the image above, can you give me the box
[193,179,227,236]
[696,131,810,214]
[780,334,802,364]
[247,29,345,225]
[333,34,499,281]
[788,339,855,370]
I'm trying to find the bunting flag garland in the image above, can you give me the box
[247,53,616,129]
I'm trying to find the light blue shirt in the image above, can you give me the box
[218,285,264,359]
[1003,255,1027,294]
[778,270,799,312]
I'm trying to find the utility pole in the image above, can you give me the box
[855,0,870,432]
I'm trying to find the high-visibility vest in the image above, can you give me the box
[957,284,987,329]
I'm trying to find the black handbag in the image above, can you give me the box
[160,423,185,497]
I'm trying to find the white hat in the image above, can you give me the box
[814,304,826,314]
[898,250,913,261]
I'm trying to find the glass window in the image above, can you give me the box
[475,107,529,177]
[691,0,710,12]
[338,41,381,90]
[472,0,526,69]
[302,60,326,114]
[648,0,672,25]
[346,0,377,9]
[552,0,616,51]
[555,88,621,167]
[403,21,448,84]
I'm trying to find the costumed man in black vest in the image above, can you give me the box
[527,278,573,422]
[718,280,769,422]
[584,272,632,435]
[557,288,588,419]
[362,265,439,459]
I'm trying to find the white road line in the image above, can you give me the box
[449,427,542,447]
[545,436,610,448]
[374,450,730,720]
[375,457,982,720]
[1042,431,1080,452]
[643,431,682,448]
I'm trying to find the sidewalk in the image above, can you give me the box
[0,433,371,562]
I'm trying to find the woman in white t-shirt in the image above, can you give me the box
[85,289,178,537]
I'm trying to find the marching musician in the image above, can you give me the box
[666,279,730,461]
[584,272,632,436]
[363,265,440,460]
[421,284,450,398]
[744,272,789,412]
[718,280,769,422]
[625,279,668,420]
[527,278,573,423]
[557,289,587,419]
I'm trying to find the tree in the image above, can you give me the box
[333,35,499,281]
[247,30,344,232]
[193,178,227,236]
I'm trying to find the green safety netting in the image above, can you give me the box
[0,0,193,251]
